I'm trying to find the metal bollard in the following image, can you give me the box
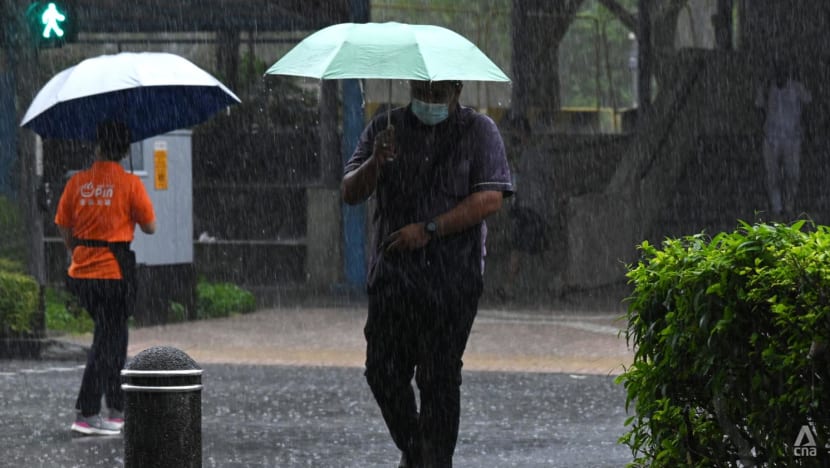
[121,346,203,468]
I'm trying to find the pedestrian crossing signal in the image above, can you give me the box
[25,1,77,49]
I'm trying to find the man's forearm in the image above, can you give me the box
[341,156,380,205]
[432,190,503,237]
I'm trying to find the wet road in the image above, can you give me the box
[0,306,634,467]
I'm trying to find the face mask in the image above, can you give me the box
[411,99,449,125]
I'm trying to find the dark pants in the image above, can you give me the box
[67,278,129,417]
[365,282,480,468]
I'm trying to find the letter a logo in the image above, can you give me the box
[795,425,817,447]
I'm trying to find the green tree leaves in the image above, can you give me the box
[618,221,830,466]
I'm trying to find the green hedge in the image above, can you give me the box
[45,287,93,334]
[0,196,25,265]
[618,221,830,466]
[195,280,256,319]
[0,198,37,334]
[0,270,39,334]
[44,279,256,332]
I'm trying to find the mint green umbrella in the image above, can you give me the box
[265,22,509,126]
[265,22,510,82]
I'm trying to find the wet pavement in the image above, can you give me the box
[123,306,632,375]
[1,305,635,467]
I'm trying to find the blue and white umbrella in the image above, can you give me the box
[21,52,241,142]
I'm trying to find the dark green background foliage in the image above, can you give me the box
[561,0,637,108]
[619,221,830,466]
[0,198,40,335]
[0,196,25,265]
[0,270,39,334]
[44,280,257,333]
[195,280,256,320]
[45,286,93,334]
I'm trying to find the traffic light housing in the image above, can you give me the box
[25,1,77,48]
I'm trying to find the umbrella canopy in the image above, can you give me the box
[21,52,241,142]
[265,22,510,82]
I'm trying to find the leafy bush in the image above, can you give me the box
[0,196,26,265]
[45,287,93,334]
[167,301,187,323]
[0,258,24,274]
[195,280,256,319]
[618,221,830,466]
[44,280,256,331]
[0,270,39,334]
[0,199,34,335]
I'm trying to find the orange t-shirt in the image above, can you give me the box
[55,161,155,280]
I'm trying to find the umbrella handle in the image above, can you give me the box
[387,80,392,129]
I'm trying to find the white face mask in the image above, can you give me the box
[411,99,449,125]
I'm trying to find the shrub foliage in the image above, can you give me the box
[0,196,25,265]
[45,287,93,334]
[195,280,256,319]
[0,270,39,334]
[618,221,830,466]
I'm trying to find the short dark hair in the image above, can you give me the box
[96,120,131,161]
[409,80,463,100]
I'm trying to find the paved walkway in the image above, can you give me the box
[115,306,633,375]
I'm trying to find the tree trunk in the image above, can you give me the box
[638,0,653,120]
[650,0,689,93]
[597,0,637,31]
[510,0,586,126]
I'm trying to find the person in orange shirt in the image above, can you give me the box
[54,120,156,436]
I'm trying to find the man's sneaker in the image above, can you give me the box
[106,409,124,430]
[70,413,121,436]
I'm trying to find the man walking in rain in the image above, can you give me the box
[55,121,156,435]
[342,80,512,467]
[755,61,812,217]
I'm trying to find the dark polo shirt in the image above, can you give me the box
[345,104,513,293]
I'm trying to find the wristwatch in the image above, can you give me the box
[424,219,438,236]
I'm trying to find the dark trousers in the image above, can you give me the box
[67,278,129,417]
[365,282,480,468]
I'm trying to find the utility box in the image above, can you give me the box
[127,130,196,325]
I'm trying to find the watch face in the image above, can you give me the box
[426,221,437,233]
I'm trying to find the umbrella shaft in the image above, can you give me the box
[387,80,392,128]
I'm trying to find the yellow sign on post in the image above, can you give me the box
[154,141,168,190]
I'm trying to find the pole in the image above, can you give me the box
[0,49,15,198]
[341,78,367,289]
[10,0,48,343]
[340,0,370,289]
[637,0,653,124]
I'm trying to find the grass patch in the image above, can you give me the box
[45,287,93,334]
[44,279,256,333]
[195,280,256,319]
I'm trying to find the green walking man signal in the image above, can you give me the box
[41,3,66,38]
[25,1,77,48]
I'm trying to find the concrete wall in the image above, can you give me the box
[305,187,342,289]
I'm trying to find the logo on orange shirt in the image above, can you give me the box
[79,182,114,206]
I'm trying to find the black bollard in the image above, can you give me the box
[121,346,203,468]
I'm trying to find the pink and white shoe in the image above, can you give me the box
[106,409,124,431]
[70,413,121,436]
